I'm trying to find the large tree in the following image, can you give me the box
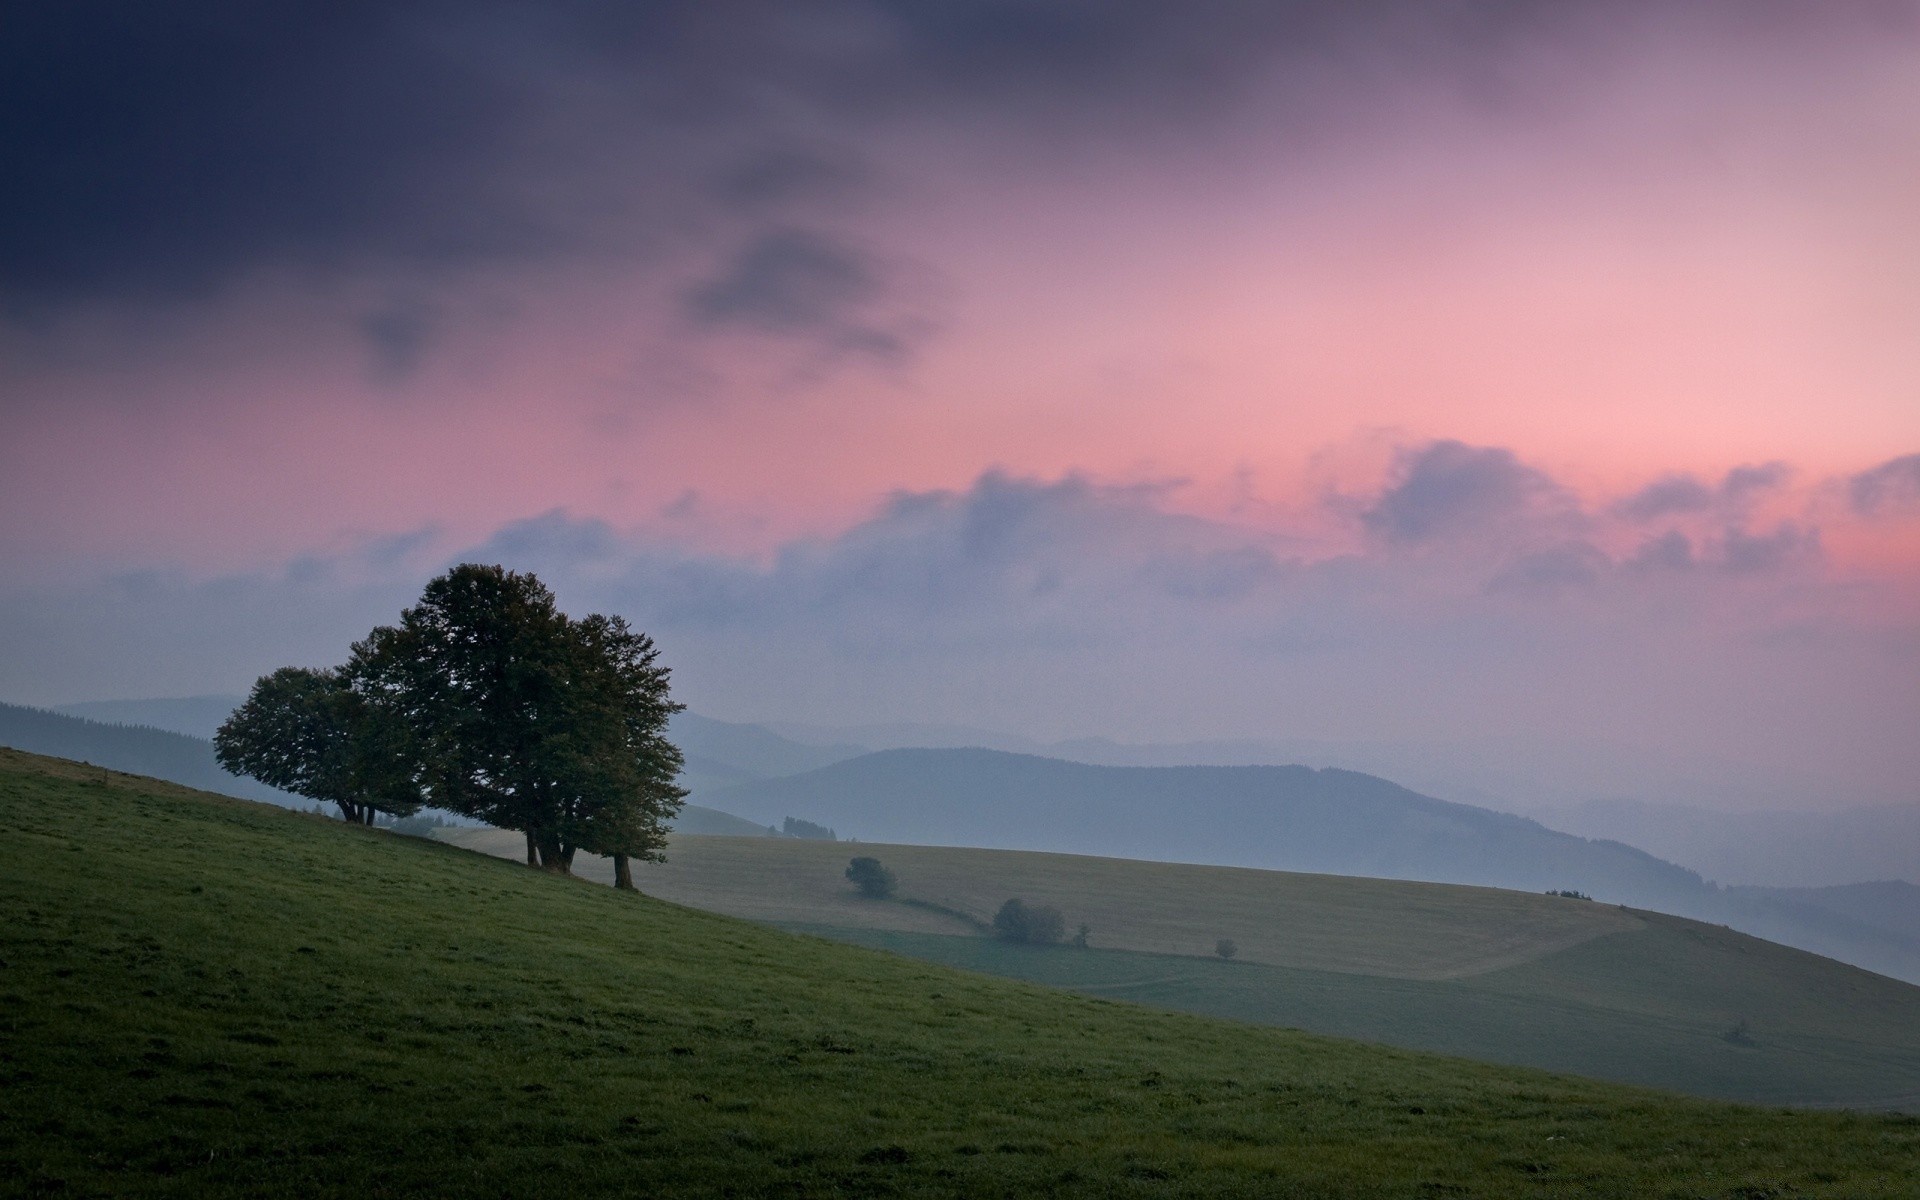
[349,564,685,875]
[215,666,420,825]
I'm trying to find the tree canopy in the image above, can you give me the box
[214,666,418,825]
[217,564,685,880]
[347,564,685,876]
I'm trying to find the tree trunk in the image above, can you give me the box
[338,800,362,824]
[533,834,570,874]
[526,831,539,866]
[363,807,378,826]
[613,852,634,891]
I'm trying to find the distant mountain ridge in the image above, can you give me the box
[704,747,1920,984]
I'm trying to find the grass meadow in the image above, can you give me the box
[449,828,1920,1108]
[5,747,1919,1197]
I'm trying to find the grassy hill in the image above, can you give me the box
[438,830,1920,1109]
[0,700,300,807]
[698,748,1715,904]
[6,748,1920,1197]
[697,748,1920,982]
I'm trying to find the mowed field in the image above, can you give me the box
[443,829,1920,1108]
[9,747,1920,1197]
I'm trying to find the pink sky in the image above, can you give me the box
[1,1,1916,805]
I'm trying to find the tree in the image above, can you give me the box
[992,898,1064,945]
[348,564,685,876]
[845,856,896,898]
[215,666,419,825]
[1214,938,1238,961]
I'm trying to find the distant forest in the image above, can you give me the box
[0,702,300,807]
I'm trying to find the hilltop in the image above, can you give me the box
[6,746,1919,1196]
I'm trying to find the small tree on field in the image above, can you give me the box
[1215,938,1238,961]
[845,856,896,898]
[992,898,1065,945]
[1071,923,1091,949]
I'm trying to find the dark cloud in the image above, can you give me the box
[1361,440,1565,544]
[358,300,439,383]
[7,1,1888,313]
[681,229,915,360]
[1848,453,1920,516]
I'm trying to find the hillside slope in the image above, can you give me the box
[445,828,1920,1107]
[8,748,1920,1196]
[0,700,300,806]
[702,749,1705,900]
[702,748,1920,981]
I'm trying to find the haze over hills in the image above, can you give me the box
[1533,796,1920,890]
[50,696,1912,891]
[763,717,1918,889]
[23,695,1918,978]
[703,747,1920,985]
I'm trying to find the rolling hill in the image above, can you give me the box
[6,746,1918,1197]
[443,827,1920,1108]
[0,699,302,806]
[698,747,1920,982]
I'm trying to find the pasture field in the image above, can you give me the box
[447,829,1920,1108]
[446,828,1644,978]
[5,747,1920,1198]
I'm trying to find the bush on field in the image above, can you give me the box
[992,898,1065,945]
[845,856,897,899]
[1215,938,1238,960]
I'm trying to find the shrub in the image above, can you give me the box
[992,899,1065,945]
[845,856,897,899]
[1546,890,1593,901]
[1215,938,1238,961]
[1071,923,1091,949]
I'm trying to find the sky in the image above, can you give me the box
[3,1,1918,810]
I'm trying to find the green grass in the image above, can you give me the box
[4,748,1919,1198]
[448,828,1920,1109]
[792,926,1920,1110]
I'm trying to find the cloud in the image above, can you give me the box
[1848,453,1920,517]
[358,300,439,383]
[1489,541,1610,592]
[1721,461,1791,502]
[8,1,1891,313]
[680,228,921,361]
[3,463,1911,805]
[1360,440,1568,545]
[1627,530,1695,572]
[1614,462,1790,523]
[1719,521,1820,575]
[1614,474,1714,522]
